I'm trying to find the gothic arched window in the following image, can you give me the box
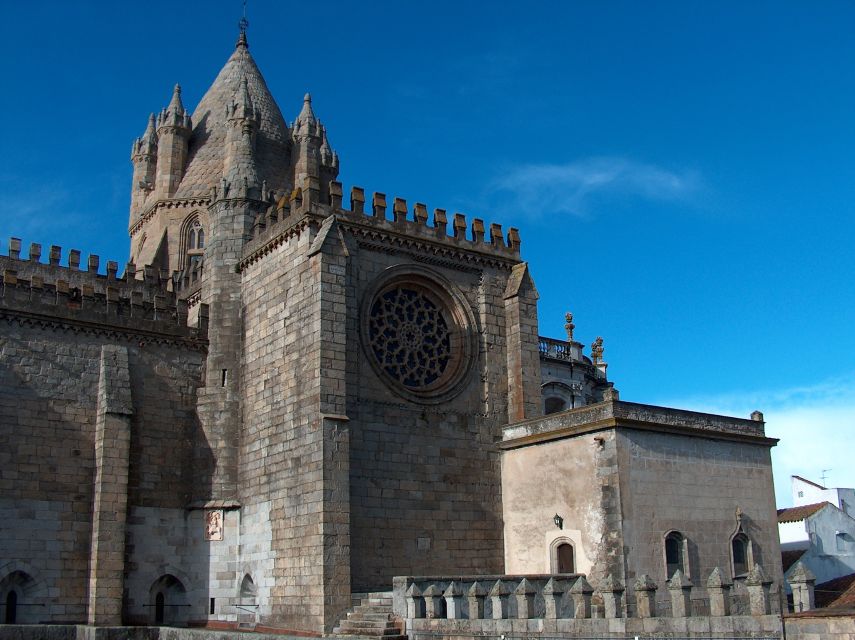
[664,530,687,579]
[732,532,752,577]
[185,218,205,273]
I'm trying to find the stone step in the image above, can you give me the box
[336,620,400,631]
[334,634,406,640]
[347,612,394,622]
[353,604,392,614]
[332,628,405,639]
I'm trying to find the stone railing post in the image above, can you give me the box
[423,584,443,618]
[668,570,693,617]
[406,583,424,619]
[707,567,732,616]
[634,574,658,618]
[514,578,536,619]
[569,576,594,619]
[467,581,486,619]
[443,581,463,619]
[598,575,624,619]
[489,580,509,619]
[543,578,565,619]
[746,565,772,615]
[787,561,816,613]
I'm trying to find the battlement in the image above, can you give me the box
[241,179,522,268]
[0,238,208,342]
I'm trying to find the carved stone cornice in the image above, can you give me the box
[340,221,518,272]
[0,307,208,351]
[237,216,316,271]
[129,197,212,237]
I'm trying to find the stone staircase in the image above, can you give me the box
[333,591,406,640]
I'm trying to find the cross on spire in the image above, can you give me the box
[237,0,249,48]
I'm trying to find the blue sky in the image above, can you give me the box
[1,1,853,503]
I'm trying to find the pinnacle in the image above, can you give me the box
[167,84,185,116]
[236,30,248,49]
[296,92,317,126]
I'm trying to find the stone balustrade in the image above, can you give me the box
[393,566,783,639]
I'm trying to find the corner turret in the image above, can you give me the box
[154,84,192,197]
[129,114,158,224]
[291,93,338,201]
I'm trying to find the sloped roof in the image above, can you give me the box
[815,573,855,610]
[777,502,829,523]
[782,549,806,573]
[793,475,827,490]
[175,37,291,198]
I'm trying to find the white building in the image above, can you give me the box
[779,476,855,591]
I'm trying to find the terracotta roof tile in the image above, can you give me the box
[815,573,855,609]
[777,502,829,523]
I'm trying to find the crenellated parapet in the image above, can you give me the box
[0,238,207,345]
[238,179,522,271]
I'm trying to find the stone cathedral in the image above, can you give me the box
[0,30,786,637]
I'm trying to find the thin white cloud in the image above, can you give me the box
[487,157,701,219]
[657,374,855,508]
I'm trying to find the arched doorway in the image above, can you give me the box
[550,538,577,574]
[557,543,575,573]
[5,590,17,624]
[149,574,188,626]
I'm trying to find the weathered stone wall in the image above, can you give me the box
[501,432,610,578]
[784,612,855,639]
[239,218,330,631]
[0,288,204,624]
[617,428,784,614]
[341,232,514,592]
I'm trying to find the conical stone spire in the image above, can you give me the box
[132,114,158,158]
[295,93,317,130]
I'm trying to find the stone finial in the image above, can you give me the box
[489,580,509,619]
[328,181,343,208]
[433,209,447,237]
[667,570,693,618]
[405,583,423,619]
[350,186,365,214]
[9,237,21,259]
[543,578,565,619]
[569,576,593,619]
[453,213,467,239]
[443,581,463,619]
[634,574,657,618]
[706,567,732,617]
[746,564,771,615]
[393,197,407,223]
[788,561,816,613]
[564,312,575,341]
[591,336,604,364]
[489,223,503,247]
[422,583,443,619]
[514,578,536,619]
[413,203,428,225]
[745,564,769,586]
[597,575,624,619]
[751,410,764,421]
[472,218,485,243]
[467,581,486,620]
[372,192,386,218]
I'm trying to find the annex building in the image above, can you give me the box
[0,29,788,637]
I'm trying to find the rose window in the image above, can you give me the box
[367,287,452,389]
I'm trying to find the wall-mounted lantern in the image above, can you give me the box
[553,514,563,530]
